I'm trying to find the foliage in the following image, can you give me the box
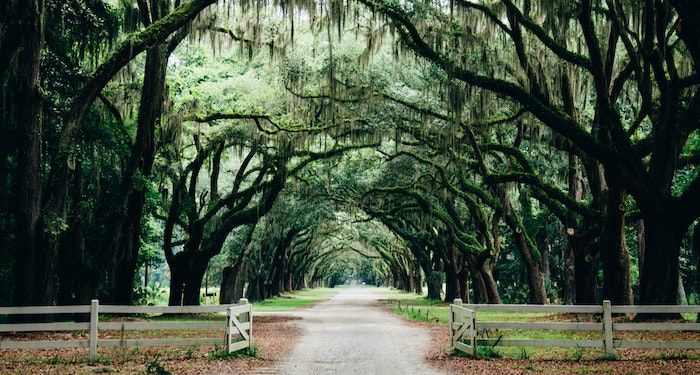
[208,345,259,360]
[2,0,699,314]
[145,357,171,375]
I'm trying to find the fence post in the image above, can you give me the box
[89,299,99,361]
[226,306,234,353]
[470,310,477,357]
[238,298,251,349]
[603,300,613,357]
[451,299,461,349]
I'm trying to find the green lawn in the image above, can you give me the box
[253,288,338,312]
[382,288,700,360]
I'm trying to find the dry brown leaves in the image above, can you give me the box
[379,302,700,374]
[0,315,302,374]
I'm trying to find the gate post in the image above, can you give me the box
[89,299,99,361]
[238,298,251,349]
[470,310,477,357]
[226,306,234,353]
[451,299,462,349]
[603,300,613,357]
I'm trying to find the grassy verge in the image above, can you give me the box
[253,288,338,312]
[382,288,700,361]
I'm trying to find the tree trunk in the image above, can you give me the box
[180,256,209,305]
[574,242,598,304]
[444,266,460,302]
[109,42,167,305]
[502,193,547,304]
[562,151,583,305]
[412,265,423,294]
[473,269,488,303]
[458,269,469,303]
[637,219,645,284]
[678,275,688,305]
[168,259,186,306]
[426,271,443,300]
[5,0,45,307]
[639,210,684,305]
[600,182,633,305]
[562,239,576,304]
[220,254,248,304]
[479,266,501,304]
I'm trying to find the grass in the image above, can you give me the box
[382,288,700,361]
[208,345,259,360]
[253,288,338,312]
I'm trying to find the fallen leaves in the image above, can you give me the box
[0,314,303,374]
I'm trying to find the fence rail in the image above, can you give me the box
[0,299,252,360]
[450,299,700,356]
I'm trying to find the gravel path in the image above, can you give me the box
[278,286,445,375]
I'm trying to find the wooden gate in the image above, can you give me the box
[450,299,476,356]
[226,298,253,353]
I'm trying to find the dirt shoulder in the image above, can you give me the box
[0,315,302,374]
[380,302,700,375]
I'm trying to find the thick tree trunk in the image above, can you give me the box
[412,265,423,294]
[5,0,45,307]
[574,243,598,304]
[168,259,186,306]
[473,270,488,303]
[246,273,266,302]
[639,210,684,305]
[444,266,460,302]
[504,219,547,303]
[458,269,469,303]
[109,43,167,305]
[426,271,442,300]
[479,266,501,304]
[168,255,208,306]
[562,152,582,305]
[284,269,293,292]
[600,183,633,305]
[220,254,248,304]
[502,193,547,304]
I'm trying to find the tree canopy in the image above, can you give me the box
[1,0,698,308]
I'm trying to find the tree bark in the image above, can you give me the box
[426,271,443,300]
[478,265,501,304]
[600,182,633,305]
[639,208,684,305]
[502,196,547,304]
[574,241,598,304]
[4,0,45,307]
[220,253,249,304]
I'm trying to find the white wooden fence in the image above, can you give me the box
[450,299,700,357]
[0,298,253,360]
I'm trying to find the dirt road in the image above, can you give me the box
[278,286,444,375]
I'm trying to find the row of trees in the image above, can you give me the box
[1,0,698,308]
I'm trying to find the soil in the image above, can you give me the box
[0,314,302,374]
[278,286,445,374]
[389,306,700,374]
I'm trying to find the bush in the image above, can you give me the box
[476,346,502,359]
[145,357,171,375]
[208,345,259,360]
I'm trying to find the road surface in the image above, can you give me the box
[278,287,444,375]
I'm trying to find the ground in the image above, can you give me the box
[2,286,700,374]
[384,288,700,374]
[277,287,441,374]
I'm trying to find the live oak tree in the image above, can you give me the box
[2,0,698,310]
[358,0,700,305]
